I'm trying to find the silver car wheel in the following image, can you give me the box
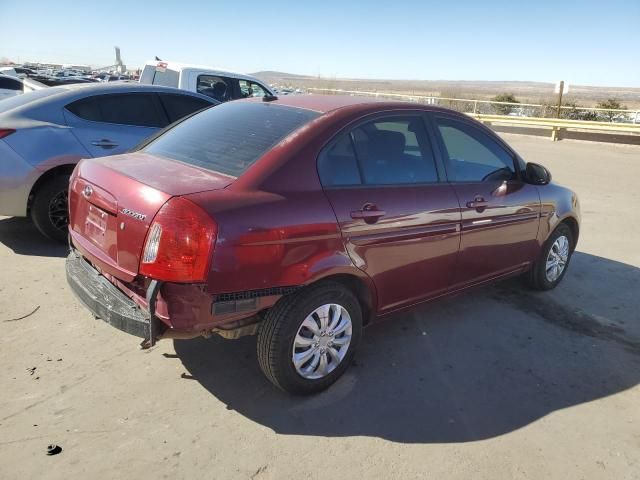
[545,235,570,282]
[292,303,352,380]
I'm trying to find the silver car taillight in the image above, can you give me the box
[142,223,162,263]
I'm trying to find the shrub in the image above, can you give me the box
[560,101,598,121]
[596,98,627,122]
[491,93,519,115]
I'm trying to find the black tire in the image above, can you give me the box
[527,223,573,290]
[30,175,70,243]
[257,282,362,395]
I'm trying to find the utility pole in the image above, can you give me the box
[556,80,564,118]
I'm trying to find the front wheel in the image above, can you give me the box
[527,223,574,290]
[257,282,362,395]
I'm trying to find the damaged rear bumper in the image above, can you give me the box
[65,251,162,345]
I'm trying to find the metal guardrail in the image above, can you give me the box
[307,87,640,125]
[467,114,640,141]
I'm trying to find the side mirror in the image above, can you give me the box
[525,162,552,185]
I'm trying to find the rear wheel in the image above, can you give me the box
[527,223,573,290]
[257,282,362,394]
[30,175,70,243]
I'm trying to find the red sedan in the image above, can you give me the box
[66,95,580,394]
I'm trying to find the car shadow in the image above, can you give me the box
[0,217,67,257]
[174,251,640,443]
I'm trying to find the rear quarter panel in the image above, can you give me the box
[186,188,371,296]
[0,124,88,216]
[0,140,39,216]
[5,124,89,169]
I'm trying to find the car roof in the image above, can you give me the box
[48,81,219,101]
[0,82,217,117]
[143,60,265,83]
[47,81,210,96]
[245,94,451,116]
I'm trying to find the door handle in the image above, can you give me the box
[466,196,489,210]
[91,139,119,149]
[351,204,386,223]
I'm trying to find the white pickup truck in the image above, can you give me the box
[138,60,274,102]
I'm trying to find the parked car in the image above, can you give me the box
[13,66,38,77]
[0,74,46,100]
[65,95,580,394]
[107,75,131,82]
[139,60,273,102]
[30,76,98,87]
[93,72,112,82]
[0,67,19,78]
[0,83,218,240]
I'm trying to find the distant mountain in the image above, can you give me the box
[251,71,315,81]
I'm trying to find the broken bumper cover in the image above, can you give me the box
[65,251,156,340]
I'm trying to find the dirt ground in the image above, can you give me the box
[1,134,639,480]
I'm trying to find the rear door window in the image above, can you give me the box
[158,93,213,123]
[144,102,319,177]
[318,134,362,186]
[197,75,235,102]
[318,116,439,187]
[66,93,168,127]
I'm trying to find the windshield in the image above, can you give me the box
[144,101,320,177]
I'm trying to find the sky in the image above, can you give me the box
[1,0,639,87]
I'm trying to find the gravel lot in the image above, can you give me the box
[1,134,639,480]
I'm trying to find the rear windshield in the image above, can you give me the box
[151,68,179,87]
[144,102,320,177]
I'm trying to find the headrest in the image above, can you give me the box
[212,82,227,95]
[369,130,406,159]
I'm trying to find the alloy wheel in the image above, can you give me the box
[48,189,69,232]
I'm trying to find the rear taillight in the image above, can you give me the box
[0,129,15,139]
[140,197,216,283]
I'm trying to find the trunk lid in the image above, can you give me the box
[69,152,232,281]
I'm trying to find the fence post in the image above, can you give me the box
[473,100,478,114]
[556,80,564,118]
[635,112,639,124]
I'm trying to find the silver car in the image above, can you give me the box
[0,83,217,241]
